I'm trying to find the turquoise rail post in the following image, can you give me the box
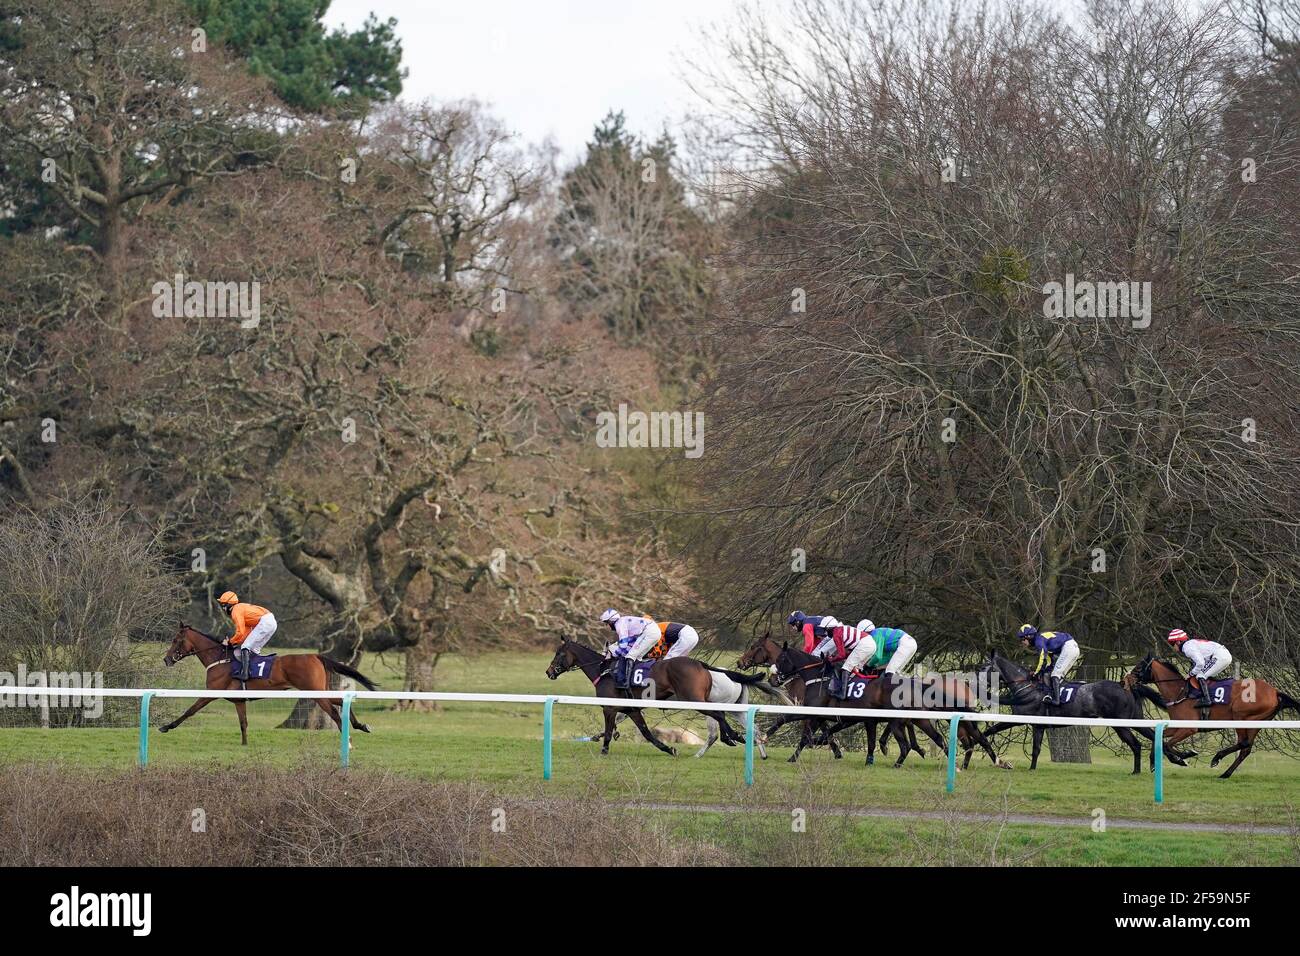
[744,706,757,786]
[138,691,155,767]
[946,713,961,793]
[543,696,557,780]
[340,693,355,768]
[1154,721,1167,804]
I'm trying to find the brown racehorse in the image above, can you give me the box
[160,623,377,745]
[1126,654,1300,778]
[545,638,774,756]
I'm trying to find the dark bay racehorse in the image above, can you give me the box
[545,639,780,756]
[977,652,1150,773]
[737,633,844,760]
[782,647,1005,768]
[161,623,377,744]
[1127,655,1300,778]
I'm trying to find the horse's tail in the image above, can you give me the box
[1130,684,1167,711]
[318,656,378,691]
[704,663,767,685]
[751,681,793,705]
[1275,691,1300,715]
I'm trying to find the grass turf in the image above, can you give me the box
[2,648,1298,864]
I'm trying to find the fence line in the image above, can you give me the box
[6,685,1300,804]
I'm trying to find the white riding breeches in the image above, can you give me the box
[662,625,699,660]
[240,613,277,654]
[884,634,918,674]
[1192,650,1232,680]
[1050,639,1079,678]
[626,621,663,660]
[840,635,878,674]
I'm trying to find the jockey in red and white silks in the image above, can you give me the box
[1167,628,1232,702]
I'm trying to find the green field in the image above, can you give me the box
[3,649,1299,865]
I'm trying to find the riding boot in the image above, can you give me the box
[827,668,846,699]
[1045,675,1061,705]
[237,647,251,681]
[614,657,630,689]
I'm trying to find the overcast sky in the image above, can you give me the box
[327,0,738,160]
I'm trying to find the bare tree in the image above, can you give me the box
[690,0,1300,690]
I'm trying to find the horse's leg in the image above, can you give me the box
[697,717,718,758]
[891,721,911,768]
[865,720,877,765]
[1029,725,1044,770]
[157,696,217,733]
[788,721,812,763]
[313,697,344,733]
[915,718,948,757]
[1115,726,1143,775]
[709,710,740,746]
[601,708,615,754]
[1218,729,1257,778]
[626,708,676,756]
[1163,727,1196,766]
[907,722,925,758]
[234,700,249,746]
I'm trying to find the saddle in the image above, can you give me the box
[1192,678,1233,716]
[612,659,655,690]
[230,649,277,683]
[1036,678,1084,704]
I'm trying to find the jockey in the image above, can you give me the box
[217,591,277,681]
[833,621,918,697]
[599,609,662,687]
[651,620,700,660]
[787,610,842,651]
[1167,628,1232,704]
[1018,624,1079,705]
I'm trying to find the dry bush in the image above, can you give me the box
[0,763,732,867]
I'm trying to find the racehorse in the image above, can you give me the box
[545,639,788,757]
[781,646,1006,768]
[1126,655,1300,778]
[737,632,928,761]
[737,633,844,759]
[976,652,1152,774]
[160,623,377,745]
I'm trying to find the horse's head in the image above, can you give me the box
[545,639,581,680]
[774,641,804,683]
[163,622,202,667]
[1126,653,1155,686]
[737,631,779,669]
[987,650,1029,683]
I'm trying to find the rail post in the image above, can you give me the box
[744,706,758,786]
[543,696,557,780]
[138,691,155,767]
[946,713,961,793]
[340,693,355,768]
[1154,721,1167,804]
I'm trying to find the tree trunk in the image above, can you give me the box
[394,637,440,712]
[1047,725,1092,763]
[276,666,343,729]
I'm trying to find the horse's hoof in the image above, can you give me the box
[360,724,372,734]
[667,747,678,756]
[998,760,1013,770]
[158,725,170,734]
[787,754,799,763]
[866,757,874,766]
